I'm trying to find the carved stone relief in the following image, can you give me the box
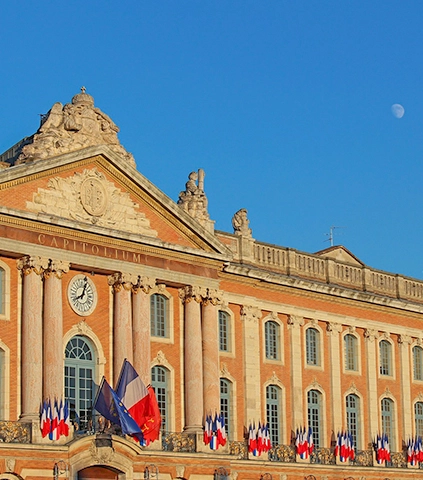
[27,168,157,237]
[16,88,135,167]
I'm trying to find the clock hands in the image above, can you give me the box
[76,277,88,300]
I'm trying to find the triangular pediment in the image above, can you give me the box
[315,245,363,266]
[0,145,231,259]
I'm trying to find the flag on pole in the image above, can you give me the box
[115,359,161,444]
[93,377,143,437]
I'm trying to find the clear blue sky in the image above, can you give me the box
[1,2,422,278]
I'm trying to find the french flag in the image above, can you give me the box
[115,359,161,445]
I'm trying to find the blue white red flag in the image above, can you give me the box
[115,359,161,445]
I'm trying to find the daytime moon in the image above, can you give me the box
[391,103,405,118]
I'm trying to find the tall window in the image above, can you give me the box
[266,384,281,445]
[415,402,423,438]
[151,365,169,432]
[265,321,280,360]
[379,340,392,376]
[0,267,4,315]
[150,294,168,338]
[413,346,423,381]
[219,311,231,352]
[381,397,395,451]
[306,328,320,366]
[344,334,358,371]
[65,336,95,430]
[220,378,232,440]
[346,394,361,449]
[307,389,322,447]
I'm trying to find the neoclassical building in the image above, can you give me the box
[0,90,423,479]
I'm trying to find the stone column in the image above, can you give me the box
[132,276,156,384]
[364,328,379,439]
[327,322,343,433]
[202,288,223,415]
[398,335,412,438]
[108,272,137,385]
[241,305,262,423]
[17,256,49,420]
[43,260,69,400]
[180,286,204,433]
[287,315,304,428]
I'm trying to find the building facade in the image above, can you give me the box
[0,90,422,479]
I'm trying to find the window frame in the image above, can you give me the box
[264,320,280,361]
[381,396,396,451]
[220,378,232,440]
[266,384,282,446]
[305,326,322,367]
[346,393,361,449]
[413,345,423,381]
[307,389,323,448]
[344,333,359,372]
[379,339,393,377]
[151,365,170,433]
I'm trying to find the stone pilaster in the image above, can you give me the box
[17,256,49,420]
[202,288,223,415]
[364,328,379,439]
[398,334,412,438]
[326,322,343,433]
[241,305,262,423]
[43,260,69,400]
[132,276,156,384]
[180,285,204,433]
[287,314,304,428]
[108,272,137,384]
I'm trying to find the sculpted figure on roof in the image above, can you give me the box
[15,88,135,167]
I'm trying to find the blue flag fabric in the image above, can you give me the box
[93,377,142,436]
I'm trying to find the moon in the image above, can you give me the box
[391,103,405,119]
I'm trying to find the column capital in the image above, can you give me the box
[326,322,342,336]
[240,305,261,323]
[17,255,49,275]
[132,275,156,294]
[202,288,223,306]
[108,272,138,292]
[179,285,204,304]
[43,260,70,279]
[364,328,379,342]
[398,334,412,346]
[287,314,304,329]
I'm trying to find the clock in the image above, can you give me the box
[68,274,97,316]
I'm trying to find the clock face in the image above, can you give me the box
[68,275,97,316]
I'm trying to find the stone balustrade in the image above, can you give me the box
[248,241,423,304]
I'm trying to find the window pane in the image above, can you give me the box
[220,378,231,440]
[307,390,322,447]
[306,328,319,366]
[151,294,168,338]
[415,402,423,437]
[219,311,230,352]
[381,398,395,451]
[345,335,358,371]
[380,341,392,376]
[266,385,281,445]
[151,366,169,432]
[346,394,360,449]
[414,346,423,381]
[265,321,279,360]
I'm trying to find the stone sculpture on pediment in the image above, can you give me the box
[232,208,252,237]
[27,168,157,237]
[178,168,214,232]
[15,88,135,167]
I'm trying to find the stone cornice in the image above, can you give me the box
[221,264,423,315]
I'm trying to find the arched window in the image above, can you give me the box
[219,311,231,352]
[306,328,320,366]
[265,321,280,360]
[220,378,232,440]
[344,334,358,371]
[64,336,95,430]
[150,294,168,338]
[266,384,282,445]
[346,394,361,449]
[415,402,423,437]
[307,389,322,447]
[381,397,395,451]
[379,340,392,376]
[151,365,169,432]
[413,346,423,381]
